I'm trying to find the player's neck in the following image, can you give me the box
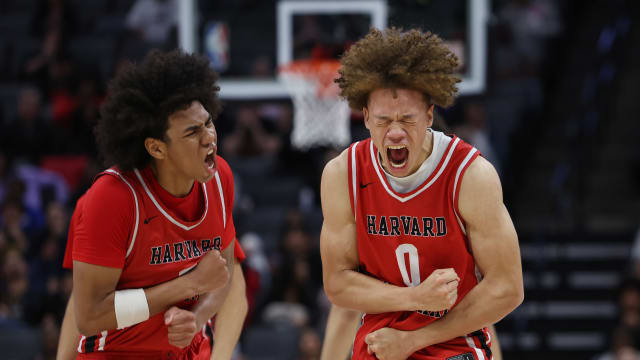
[406,130,433,176]
[149,162,195,198]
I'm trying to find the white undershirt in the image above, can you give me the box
[381,130,452,194]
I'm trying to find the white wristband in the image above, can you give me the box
[114,288,150,329]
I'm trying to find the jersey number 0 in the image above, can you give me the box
[395,243,421,287]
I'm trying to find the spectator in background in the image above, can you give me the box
[298,327,322,360]
[64,75,104,155]
[618,279,640,342]
[239,232,272,324]
[30,0,77,43]
[3,86,53,163]
[264,226,322,328]
[0,248,31,322]
[595,326,640,360]
[0,198,30,254]
[454,101,501,176]
[0,153,11,206]
[125,0,178,46]
[222,105,281,158]
[28,202,67,296]
[498,0,561,70]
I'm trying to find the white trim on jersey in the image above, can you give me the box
[214,171,226,228]
[465,335,486,360]
[133,169,209,231]
[98,330,107,351]
[369,137,460,203]
[451,147,478,236]
[104,169,140,258]
[78,335,86,353]
[350,141,360,219]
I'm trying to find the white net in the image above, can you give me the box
[278,60,351,150]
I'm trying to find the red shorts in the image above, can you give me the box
[352,327,492,360]
[76,331,211,360]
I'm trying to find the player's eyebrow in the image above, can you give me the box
[183,116,212,134]
[375,113,415,120]
[183,124,201,134]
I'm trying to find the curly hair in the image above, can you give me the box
[96,49,221,171]
[335,27,460,110]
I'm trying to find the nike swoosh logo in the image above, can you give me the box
[143,215,158,224]
[360,182,373,189]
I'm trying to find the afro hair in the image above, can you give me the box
[96,49,221,171]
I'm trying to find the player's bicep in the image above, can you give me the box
[319,153,359,282]
[72,260,122,332]
[458,158,521,283]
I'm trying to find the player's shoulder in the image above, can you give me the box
[87,169,137,207]
[322,147,349,180]
[460,156,501,195]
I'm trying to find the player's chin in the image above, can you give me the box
[200,170,215,183]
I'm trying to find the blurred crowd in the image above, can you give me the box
[3,0,636,359]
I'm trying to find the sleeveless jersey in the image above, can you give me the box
[348,136,492,360]
[73,156,235,359]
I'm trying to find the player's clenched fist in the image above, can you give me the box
[189,250,229,294]
[164,306,198,348]
[365,327,413,360]
[408,268,459,311]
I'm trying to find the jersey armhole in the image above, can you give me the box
[347,142,360,220]
[452,148,480,236]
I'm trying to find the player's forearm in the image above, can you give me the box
[75,267,199,335]
[57,293,80,360]
[211,263,247,360]
[325,269,414,313]
[79,278,198,336]
[404,278,522,352]
[192,245,235,330]
[320,305,361,360]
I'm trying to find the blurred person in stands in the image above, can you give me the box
[263,227,322,328]
[30,0,77,42]
[28,202,68,313]
[320,28,522,359]
[125,0,178,46]
[595,326,640,360]
[57,49,240,359]
[299,327,322,360]
[617,279,640,345]
[221,105,281,158]
[0,247,31,322]
[2,86,54,163]
[0,198,30,254]
[454,100,501,177]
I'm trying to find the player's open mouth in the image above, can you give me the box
[205,148,215,169]
[387,145,408,168]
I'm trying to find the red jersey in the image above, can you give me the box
[348,135,492,360]
[68,156,240,359]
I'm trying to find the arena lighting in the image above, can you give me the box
[179,0,489,99]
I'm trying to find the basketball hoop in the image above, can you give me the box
[278,59,351,150]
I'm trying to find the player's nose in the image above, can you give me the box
[386,124,406,141]
[202,125,216,145]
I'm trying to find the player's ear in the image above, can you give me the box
[144,137,166,160]
[363,106,370,130]
[426,103,434,128]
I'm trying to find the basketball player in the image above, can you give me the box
[66,50,238,359]
[320,28,523,359]
[56,195,248,360]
